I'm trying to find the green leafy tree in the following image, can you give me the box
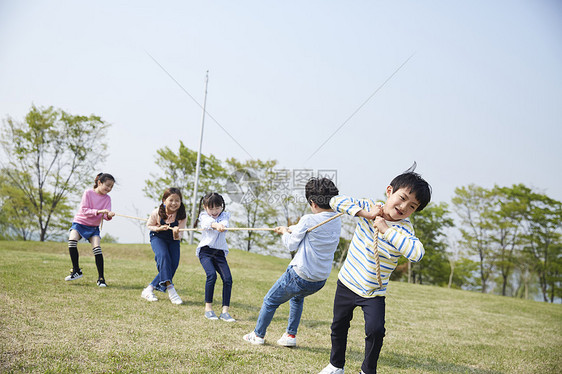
[520,191,562,302]
[267,172,310,258]
[0,105,109,241]
[0,198,8,240]
[488,184,528,296]
[278,194,309,259]
[143,141,227,224]
[409,202,454,285]
[444,234,479,290]
[513,264,538,300]
[546,241,562,302]
[452,185,494,293]
[274,191,309,228]
[449,257,479,289]
[225,158,278,252]
[0,171,36,240]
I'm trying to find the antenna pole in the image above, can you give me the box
[189,71,209,244]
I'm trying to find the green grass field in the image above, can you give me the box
[1,241,560,373]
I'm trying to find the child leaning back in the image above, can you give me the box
[243,177,341,347]
[64,172,116,287]
[141,187,187,304]
[196,193,236,322]
[319,171,431,374]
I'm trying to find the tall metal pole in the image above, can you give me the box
[189,71,209,244]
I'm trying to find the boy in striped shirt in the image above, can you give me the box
[319,172,431,374]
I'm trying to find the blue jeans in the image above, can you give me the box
[254,266,326,338]
[150,234,180,292]
[199,247,233,306]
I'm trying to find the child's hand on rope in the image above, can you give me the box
[274,226,290,235]
[156,224,170,232]
[373,216,389,234]
[212,222,226,232]
[356,203,383,221]
[171,226,180,238]
[96,209,115,219]
[371,203,384,218]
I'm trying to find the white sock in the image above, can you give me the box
[145,285,154,291]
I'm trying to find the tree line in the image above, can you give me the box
[1,106,560,302]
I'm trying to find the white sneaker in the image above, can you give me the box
[243,331,265,345]
[318,363,344,374]
[64,268,83,281]
[167,287,183,305]
[277,332,296,347]
[141,287,158,302]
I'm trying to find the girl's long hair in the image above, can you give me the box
[94,173,115,189]
[158,187,187,222]
[193,192,225,227]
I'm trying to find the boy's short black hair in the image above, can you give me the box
[389,172,432,211]
[305,177,339,209]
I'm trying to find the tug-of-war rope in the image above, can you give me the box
[114,210,383,288]
[114,212,344,233]
[371,226,382,289]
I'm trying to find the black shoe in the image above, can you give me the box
[97,278,107,287]
[65,268,83,281]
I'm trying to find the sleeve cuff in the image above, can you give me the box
[349,206,362,216]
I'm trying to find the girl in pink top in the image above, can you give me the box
[64,173,115,287]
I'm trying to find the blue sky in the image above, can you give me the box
[1,0,561,243]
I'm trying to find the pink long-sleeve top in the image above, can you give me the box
[146,208,187,240]
[72,189,112,227]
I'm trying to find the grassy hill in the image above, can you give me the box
[1,241,560,373]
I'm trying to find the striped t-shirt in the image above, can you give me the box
[330,195,424,297]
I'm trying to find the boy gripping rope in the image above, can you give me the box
[319,171,431,374]
[64,173,116,287]
[243,177,341,347]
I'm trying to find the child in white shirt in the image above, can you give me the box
[243,177,341,347]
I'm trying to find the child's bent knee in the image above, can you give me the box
[365,325,385,338]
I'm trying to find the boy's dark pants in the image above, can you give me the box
[330,280,386,374]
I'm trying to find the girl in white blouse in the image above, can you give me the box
[196,193,235,322]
